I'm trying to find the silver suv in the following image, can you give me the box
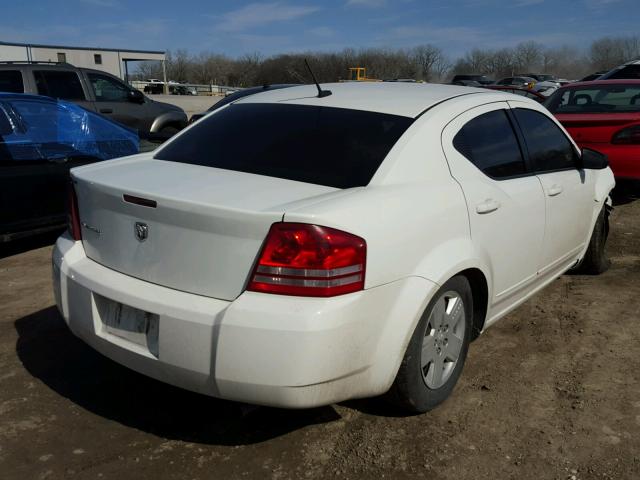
[0,61,187,139]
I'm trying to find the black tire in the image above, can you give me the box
[159,125,180,138]
[574,205,610,275]
[387,275,473,413]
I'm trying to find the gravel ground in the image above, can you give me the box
[0,187,639,480]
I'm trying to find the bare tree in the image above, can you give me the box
[411,45,448,81]
[132,34,640,88]
[590,37,626,70]
[166,49,191,82]
[513,41,543,73]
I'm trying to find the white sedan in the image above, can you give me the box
[52,82,614,413]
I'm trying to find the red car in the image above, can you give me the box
[546,80,640,179]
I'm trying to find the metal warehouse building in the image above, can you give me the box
[0,41,165,81]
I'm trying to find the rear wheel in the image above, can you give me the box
[574,205,610,275]
[388,276,472,413]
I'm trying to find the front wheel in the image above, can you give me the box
[387,276,473,413]
[573,205,610,275]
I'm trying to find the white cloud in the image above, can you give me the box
[215,2,320,32]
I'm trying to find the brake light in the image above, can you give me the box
[68,184,82,241]
[612,125,640,144]
[247,223,366,297]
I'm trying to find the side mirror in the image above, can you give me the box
[128,90,145,104]
[580,147,608,169]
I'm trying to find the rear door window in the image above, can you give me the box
[452,109,526,178]
[513,108,577,172]
[34,70,86,100]
[0,71,24,93]
[154,103,413,189]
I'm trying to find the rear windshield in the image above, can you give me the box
[154,103,413,189]
[546,85,640,113]
[605,64,640,80]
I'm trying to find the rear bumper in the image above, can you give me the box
[52,233,435,408]
[580,142,640,180]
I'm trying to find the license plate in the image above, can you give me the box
[103,303,152,347]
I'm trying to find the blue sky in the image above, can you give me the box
[2,0,638,58]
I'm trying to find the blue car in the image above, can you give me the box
[0,93,138,242]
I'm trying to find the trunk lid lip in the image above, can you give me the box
[71,158,343,215]
[556,113,640,144]
[555,112,640,124]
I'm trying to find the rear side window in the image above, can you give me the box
[0,71,24,93]
[154,103,413,189]
[34,70,86,100]
[453,110,526,178]
[513,108,577,172]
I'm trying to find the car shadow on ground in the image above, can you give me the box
[611,180,640,206]
[0,230,63,259]
[14,306,341,446]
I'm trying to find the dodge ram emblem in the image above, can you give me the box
[134,222,148,242]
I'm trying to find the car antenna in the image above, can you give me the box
[304,59,332,98]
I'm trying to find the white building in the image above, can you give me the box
[0,41,165,82]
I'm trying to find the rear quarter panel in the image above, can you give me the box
[282,110,480,291]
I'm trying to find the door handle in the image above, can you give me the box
[547,184,563,196]
[476,199,501,214]
[99,108,113,114]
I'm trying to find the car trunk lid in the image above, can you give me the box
[72,156,339,300]
[556,112,640,143]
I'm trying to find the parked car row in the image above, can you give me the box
[143,82,197,96]
[453,73,563,97]
[0,61,188,139]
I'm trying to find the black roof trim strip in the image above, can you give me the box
[414,91,487,120]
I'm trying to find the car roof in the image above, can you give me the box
[232,82,493,118]
[0,92,56,102]
[207,84,298,111]
[0,63,75,69]
[559,79,640,88]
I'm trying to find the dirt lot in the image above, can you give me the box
[1,190,639,480]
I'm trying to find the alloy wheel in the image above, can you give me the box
[420,291,466,389]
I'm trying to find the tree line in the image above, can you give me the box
[133,35,640,87]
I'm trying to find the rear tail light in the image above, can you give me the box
[612,125,640,144]
[68,183,82,241]
[247,223,366,297]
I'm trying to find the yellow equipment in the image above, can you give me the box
[346,67,380,82]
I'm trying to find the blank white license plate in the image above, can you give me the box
[103,303,153,347]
